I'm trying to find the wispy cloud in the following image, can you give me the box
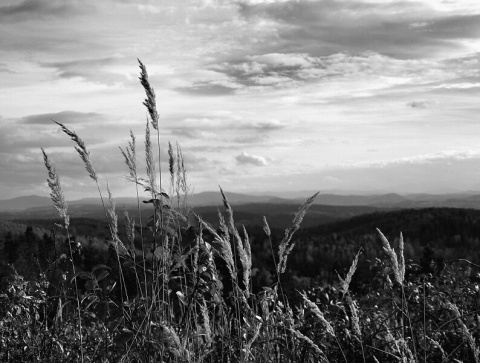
[238,0,480,58]
[0,0,90,22]
[41,57,126,85]
[21,111,106,125]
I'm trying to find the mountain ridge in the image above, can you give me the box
[2,191,480,213]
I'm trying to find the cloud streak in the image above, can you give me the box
[21,111,106,125]
[0,0,89,22]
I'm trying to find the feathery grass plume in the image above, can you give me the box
[289,328,328,362]
[399,338,416,363]
[244,320,262,359]
[54,120,97,181]
[399,231,405,283]
[299,291,335,337]
[124,208,135,251]
[160,323,191,361]
[107,184,127,255]
[242,225,252,277]
[119,130,137,183]
[217,210,229,240]
[220,187,252,294]
[443,301,480,363]
[42,147,83,361]
[168,141,174,180]
[263,216,271,237]
[425,336,447,361]
[376,229,404,285]
[338,249,361,296]
[138,58,159,130]
[175,142,190,211]
[41,149,70,229]
[199,298,213,345]
[277,192,319,275]
[200,218,236,282]
[346,296,361,338]
[144,119,158,196]
[176,142,188,194]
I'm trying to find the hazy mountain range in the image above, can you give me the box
[2,191,480,212]
[0,191,480,229]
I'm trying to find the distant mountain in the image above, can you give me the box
[4,191,480,215]
[188,191,297,206]
[0,191,296,213]
[2,202,383,229]
[0,195,53,211]
[312,193,408,206]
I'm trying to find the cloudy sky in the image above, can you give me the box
[1,0,480,200]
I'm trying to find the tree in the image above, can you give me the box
[3,232,18,264]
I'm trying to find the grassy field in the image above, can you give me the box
[1,60,479,362]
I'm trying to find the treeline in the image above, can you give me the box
[2,207,480,296]
[283,207,480,291]
[0,222,115,290]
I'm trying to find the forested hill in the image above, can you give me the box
[280,207,480,289]
[3,207,480,292]
[299,207,480,245]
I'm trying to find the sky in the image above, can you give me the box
[1,0,480,200]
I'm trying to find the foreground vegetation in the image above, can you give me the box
[1,61,479,362]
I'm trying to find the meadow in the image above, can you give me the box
[1,60,479,362]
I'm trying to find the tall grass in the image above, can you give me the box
[1,61,480,362]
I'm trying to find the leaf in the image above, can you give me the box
[92,264,111,273]
[97,270,109,282]
[143,199,156,204]
[162,225,178,238]
[201,271,212,282]
[85,279,99,291]
[70,272,92,283]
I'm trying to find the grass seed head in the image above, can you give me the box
[138,58,159,130]
[377,228,404,285]
[54,120,97,181]
[41,148,70,229]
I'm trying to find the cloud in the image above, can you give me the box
[0,63,14,74]
[165,114,285,144]
[238,1,480,59]
[41,57,127,85]
[233,134,268,144]
[433,82,480,90]
[245,150,480,195]
[21,111,106,125]
[235,151,268,166]
[170,128,218,140]
[0,0,89,22]
[370,150,480,167]
[207,51,434,92]
[174,69,243,95]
